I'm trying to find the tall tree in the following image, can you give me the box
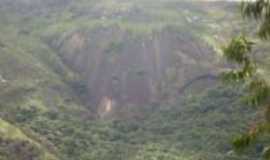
[222,0,270,159]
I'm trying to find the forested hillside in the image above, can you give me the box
[0,0,258,160]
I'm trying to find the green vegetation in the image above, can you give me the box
[221,0,270,159]
[0,0,258,160]
[1,83,257,160]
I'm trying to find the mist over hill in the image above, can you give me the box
[0,0,258,160]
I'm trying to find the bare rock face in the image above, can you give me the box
[57,26,218,117]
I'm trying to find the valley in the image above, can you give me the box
[0,0,257,160]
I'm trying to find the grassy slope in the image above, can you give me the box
[0,4,89,159]
[0,118,57,160]
[0,0,256,160]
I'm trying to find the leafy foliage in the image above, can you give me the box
[222,36,256,82]
[222,0,270,159]
[241,0,270,39]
